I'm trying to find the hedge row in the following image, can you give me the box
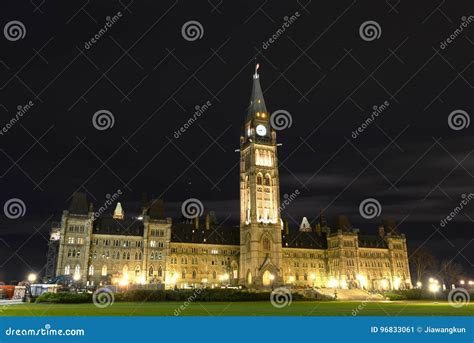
[36,292,92,303]
[36,289,307,303]
[383,289,474,301]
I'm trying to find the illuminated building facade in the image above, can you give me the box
[54,66,411,291]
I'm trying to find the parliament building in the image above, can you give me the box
[51,66,412,291]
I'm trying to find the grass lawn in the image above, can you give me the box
[1,301,473,316]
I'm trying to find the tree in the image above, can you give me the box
[439,260,464,287]
[409,247,436,283]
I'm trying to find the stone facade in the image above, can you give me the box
[53,66,412,291]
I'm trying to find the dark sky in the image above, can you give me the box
[0,0,472,282]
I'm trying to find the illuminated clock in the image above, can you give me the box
[256,124,267,136]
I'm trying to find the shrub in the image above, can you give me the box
[36,292,92,304]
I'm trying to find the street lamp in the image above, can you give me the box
[460,280,465,285]
[27,273,37,283]
[416,281,422,288]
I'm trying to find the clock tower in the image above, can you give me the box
[239,64,283,288]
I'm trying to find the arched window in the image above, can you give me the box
[88,265,94,276]
[264,174,271,186]
[262,237,270,251]
[192,270,197,279]
[135,252,138,260]
[257,174,263,185]
[122,252,126,259]
[135,266,140,277]
[182,270,186,279]
[74,264,81,276]
[101,265,107,276]
[148,266,154,276]
[64,265,70,275]
[158,266,163,277]
[212,271,217,280]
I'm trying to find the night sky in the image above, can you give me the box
[0,0,472,282]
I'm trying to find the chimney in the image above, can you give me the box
[205,213,211,230]
[314,223,321,236]
[194,216,199,229]
[319,210,327,228]
[378,225,385,237]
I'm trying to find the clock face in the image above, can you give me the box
[256,124,267,136]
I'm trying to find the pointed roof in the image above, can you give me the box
[246,63,268,121]
[113,202,124,219]
[299,217,311,231]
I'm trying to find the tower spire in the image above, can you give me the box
[247,62,267,121]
